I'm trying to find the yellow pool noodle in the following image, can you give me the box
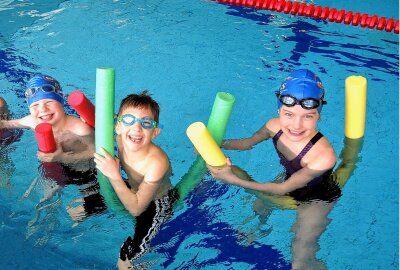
[186,122,227,167]
[345,75,367,139]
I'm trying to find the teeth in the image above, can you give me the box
[128,135,142,143]
[40,114,51,120]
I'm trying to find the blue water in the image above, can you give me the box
[0,0,398,269]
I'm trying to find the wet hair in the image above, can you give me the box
[118,90,160,122]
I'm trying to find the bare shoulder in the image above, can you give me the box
[307,136,336,170]
[144,145,170,183]
[265,117,281,136]
[66,115,93,136]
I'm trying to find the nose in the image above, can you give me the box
[131,121,142,130]
[37,102,47,112]
[292,116,303,130]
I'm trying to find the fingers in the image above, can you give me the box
[100,147,111,158]
[227,157,232,166]
[94,148,112,160]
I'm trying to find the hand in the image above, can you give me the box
[207,158,235,183]
[93,147,121,181]
[37,142,64,162]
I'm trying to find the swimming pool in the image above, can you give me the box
[0,0,398,269]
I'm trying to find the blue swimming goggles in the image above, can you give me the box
[276,94,327,110]
[118,114,158,129]
[25,84,63,98]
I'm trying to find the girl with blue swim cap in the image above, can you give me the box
[208,68,340,201]
[208,69,341,269]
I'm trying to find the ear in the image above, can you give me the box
[151,127,161,139]
[115,121,122,135]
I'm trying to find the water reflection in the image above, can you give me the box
[238,137,363,269]
[21,162,106,246]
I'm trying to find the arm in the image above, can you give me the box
[38,132,95,164]
[209,145,336,195]
[222,119,276,150]
[0,115,34,129]
[94,148,167,216]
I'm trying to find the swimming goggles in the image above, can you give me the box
[118,114,158,129]
[25,84,63,98]
[276,94,327,110]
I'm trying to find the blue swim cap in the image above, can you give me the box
[25,74,64,107]
[276,69,325,113]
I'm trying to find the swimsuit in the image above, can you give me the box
[0,128,22,147]
[272,130,341,202]
[119,188,179,262]
[39,162,107,215]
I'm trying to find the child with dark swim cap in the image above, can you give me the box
[0,96,9,118]
[208,69,340,202]
[0,96,22,145]
[0,74,94,170]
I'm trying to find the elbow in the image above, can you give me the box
[127,207,143,217]
[275,189,287,196]
[266,183,287,196]
[126,204,147,217]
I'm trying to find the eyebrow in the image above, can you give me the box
[282,108,318,115]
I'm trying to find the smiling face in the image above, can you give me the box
[279,105,319,143]
[29,98,65,125]
[115,105,160,153]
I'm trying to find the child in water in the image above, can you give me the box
[0,96,22,146]
[0,74,94,170]
[208,69,342,269]
[94,91,177,269]
[208,69,341,202]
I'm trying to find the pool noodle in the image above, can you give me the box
[345,75,367,139]
[95,68,115,156]
[95,68,125,213]
[334,137,364,188]
[68,90,95,128]
[207,92,235,145]
[175,92,235,205]
[34,123,57,153]
[187,122,227,167]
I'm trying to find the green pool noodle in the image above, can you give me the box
[207,92,235,145]
[98,173,127,213]
[175,92,235,206]
[95,67,115,156]
[95,68,125,213]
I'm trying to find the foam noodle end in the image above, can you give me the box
[186,122,227,167]
[35,123,57,153]
[68,90,95,128]
[345,75,367,139]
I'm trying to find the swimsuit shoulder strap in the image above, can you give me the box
[297,132,324,160]
[272,130,283,147]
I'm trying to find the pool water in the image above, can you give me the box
[0,0,398,269]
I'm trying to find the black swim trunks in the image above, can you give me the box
[119,188,179,262]
[39,162,107,216]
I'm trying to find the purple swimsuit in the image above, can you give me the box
[272,130,341,202]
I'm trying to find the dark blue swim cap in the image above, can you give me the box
[25,74,64,107]
[277,69,325,113]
